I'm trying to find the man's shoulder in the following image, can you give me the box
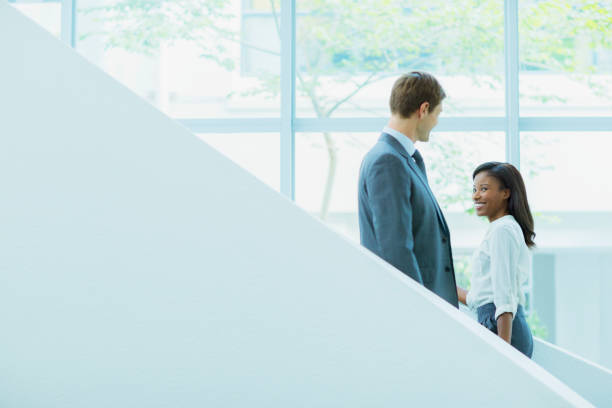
[362,145,406,173]
[364,138,401,161]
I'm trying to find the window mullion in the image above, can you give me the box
[280,0,296,200]
[60,0,76,47]
[504,0,520,168]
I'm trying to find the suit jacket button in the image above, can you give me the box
[445,266,451,272]
[442,237,447,243]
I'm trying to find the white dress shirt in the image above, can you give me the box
[382,126,416,157]
[466,215,531,320]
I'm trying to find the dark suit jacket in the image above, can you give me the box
[358,133,459,307]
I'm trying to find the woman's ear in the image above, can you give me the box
[502,188,511,200]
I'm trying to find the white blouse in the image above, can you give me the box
[466,215,531,320]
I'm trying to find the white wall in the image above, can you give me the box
[437,212,612,371]
[323,211,612,371]
[553,250,612,367]
[0,3,594,407]
[533,339,612,407]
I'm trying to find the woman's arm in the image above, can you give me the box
[496,312,513,343]
[488,225,519,344]
[456,286,468,305]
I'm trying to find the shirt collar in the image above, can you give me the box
[383,126,416,157]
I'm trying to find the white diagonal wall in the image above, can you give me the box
[0,3,594,407]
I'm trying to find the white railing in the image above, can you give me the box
[0,5,599,407]
[460,306,612,406]
[533,338,612,408]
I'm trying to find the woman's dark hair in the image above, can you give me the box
[473,162,536,248]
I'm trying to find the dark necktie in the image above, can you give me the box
[412,149,428,182]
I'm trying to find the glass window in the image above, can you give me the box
[521,131,612,213]
[197,133,280,191]
[76,0,281,118]
[519,0,612,116]
[421,132,505,295]
[295,132,378,240]
[296,1,505,118]
[521,131,612,361]
[11,2,61,38]
[295,130,504,318]
[295,131,505,242]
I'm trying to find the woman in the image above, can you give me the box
[456,162,535,357]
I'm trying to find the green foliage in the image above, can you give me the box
[456,253,550,341]
[293,0,506,118]
[84,0,596,343]
[80,0,237,68]
[521,0,612,73]
[427,133,499,211]
[527,309,549,340]
[454,255,472,290]
[81,0,611,216]
[83,0,610,212]
[83,0,611,113]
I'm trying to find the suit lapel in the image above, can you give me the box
[406,157,450,235]
[379,133,449,235]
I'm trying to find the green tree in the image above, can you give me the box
[88,0,499,215]
[82,0,611,218]
[84,0,609,341]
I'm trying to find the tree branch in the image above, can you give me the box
[324,71,397,117]
[269,0,281,39]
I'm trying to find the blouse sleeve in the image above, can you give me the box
[488,225,519,320]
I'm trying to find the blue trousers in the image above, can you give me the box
[477,303,533,358]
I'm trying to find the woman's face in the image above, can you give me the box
[472,172,510,222]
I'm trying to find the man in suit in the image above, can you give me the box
[358,72,458,307]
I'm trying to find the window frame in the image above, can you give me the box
[17,0,612,199]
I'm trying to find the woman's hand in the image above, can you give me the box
[456,286,468,305]
[496,312,513,343]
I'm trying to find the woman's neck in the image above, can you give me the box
[488,211,510,223]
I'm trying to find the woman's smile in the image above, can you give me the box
[472,172,510,222]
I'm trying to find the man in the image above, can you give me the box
[358,71,458,307]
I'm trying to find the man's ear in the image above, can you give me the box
[419,101,430,118]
